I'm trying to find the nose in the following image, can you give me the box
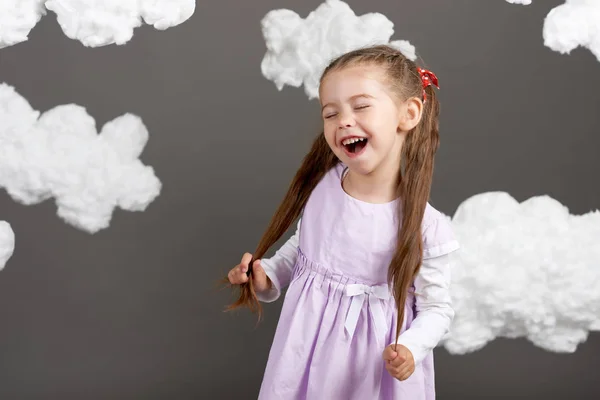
[338,111,355,129]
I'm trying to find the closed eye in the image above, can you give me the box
[323,105,368,119]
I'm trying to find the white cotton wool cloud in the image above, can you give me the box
[45,0,196,47]
[0,221,15,270]
[0,0,195,49]
[260,0,417,100]
[0,83,161,233]
[543,0,600,62]
[505,0,532,5]
[442,192,600,354]
[507,0,600,63]
[0,0,46,49]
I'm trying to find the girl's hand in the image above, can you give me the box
[227,252,272,293]
[382,344,415,381]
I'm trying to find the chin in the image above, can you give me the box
[343,159,377,176]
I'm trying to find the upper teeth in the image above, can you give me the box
[342,137,366,145]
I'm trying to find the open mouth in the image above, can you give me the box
[342,137,368,155]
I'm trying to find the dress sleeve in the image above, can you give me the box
[256,219,301,303]
[422,214,460,259]
[392,215,460,364]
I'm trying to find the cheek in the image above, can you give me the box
[368,113,399,138]
[363,122,396,142]
[361,111,391,131]
[323,126,337,146]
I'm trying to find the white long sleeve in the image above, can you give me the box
[255,219,301,303]
[392,251,456,365]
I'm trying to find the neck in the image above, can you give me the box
[344,164,400,204]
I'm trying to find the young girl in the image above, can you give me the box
[225,45,459,399]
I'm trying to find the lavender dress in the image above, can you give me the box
[258,163,458,399]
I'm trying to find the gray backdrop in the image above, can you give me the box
[1,0,599,398]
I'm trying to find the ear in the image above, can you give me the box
[397,97,423,132]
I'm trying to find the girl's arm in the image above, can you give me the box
[393,214,459,365]
[255,219,301,303]
[393,251,456,365]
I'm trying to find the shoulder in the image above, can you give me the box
[302,161,343,209]
[314,161,345,186]
[422,203,444,227]
[331,161,346,180]
[421,203,460,259]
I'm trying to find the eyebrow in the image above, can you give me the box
[321,94,375,112]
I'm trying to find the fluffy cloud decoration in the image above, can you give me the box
[0,221,15,270]
[443,191,600,354]
[507,0,600,62]
[0,0,46,49]
[0,83,161,233]
[0,0,195,48]
[260,0,417,99]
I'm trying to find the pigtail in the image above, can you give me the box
[390,86,440,347]
[224,133,338,320]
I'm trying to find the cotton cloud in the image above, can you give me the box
[543,0,600,62]
[0,0,195,49]
[507,0,600,62]
[0,83,161,233]
[0,221,15,270]
[442,192,600,354]
[0,0,46,49]
[260,0,417,100]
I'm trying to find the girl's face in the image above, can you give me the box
[319,64,406,177]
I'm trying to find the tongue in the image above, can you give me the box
[353,140,367,153]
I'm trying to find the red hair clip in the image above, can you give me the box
[417,67,439,103]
